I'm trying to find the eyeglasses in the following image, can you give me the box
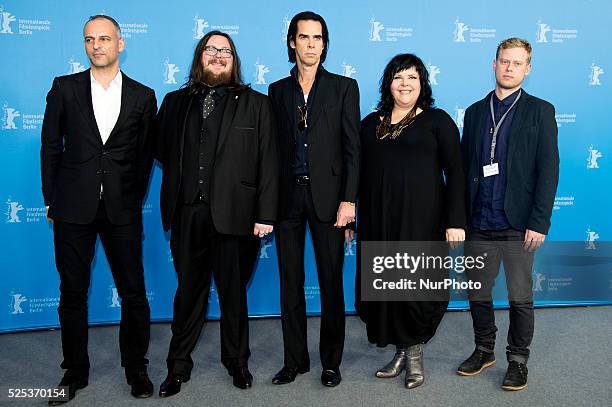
[297,104,308,131]
[497,58,527,68]
[204,45,233,58]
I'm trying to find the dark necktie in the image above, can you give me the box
[202,89,215,119]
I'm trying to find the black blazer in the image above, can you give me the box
[461,90,559,235]
[268,67,361,222]
[40,69,157,225]
[155,87,278,235]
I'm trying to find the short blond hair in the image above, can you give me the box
[496,37,532,63]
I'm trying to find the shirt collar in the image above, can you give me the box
[201,85,227,100]
[291,64,324,84]
[90,70,123,89]
[492,87,521,107]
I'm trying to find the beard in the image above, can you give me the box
[201,63,232,87]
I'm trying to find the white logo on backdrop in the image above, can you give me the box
[453,18,495,43]
[5,197,24,223]
[193,15,209,40]
[0,7,16,34]
[2,103,20,129]
[369,18,412,42]
[428,63,440,85]
[536,21,551,43]
[68,57,86,74]
[109,286,121,308]
[454,107,465,129]
[535,20,578,43]
[259,235,273,259]
[585,227,599,250]
[345,239,356,256]
[254,60,270,85]
[10,293,27,314]
[369,18,384,42]
[163,58,180,85]
[282,15,290,40]
[341,62,357,78]
[533,272,546,292]
[587,145,602,169]
[589,63,604,86]
[453,18,469,42]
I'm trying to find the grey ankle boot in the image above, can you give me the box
[375,347,407,378]
[404,344,424,389]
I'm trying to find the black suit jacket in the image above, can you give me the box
[268,67,361,222]
[461,90,559,235]
[40,69,157,225]
[155,86,278,235]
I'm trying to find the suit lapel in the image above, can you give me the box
[280,79,296,139]
[178,93,195,174]
[107,73,138,144]
[217,89,240,153]
[308,69,330,133]
[506,90,529,175]
[472,94,489,169]
[74,69,102,143]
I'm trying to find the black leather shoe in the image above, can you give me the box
[48,372,88,405]
[159,372,189,398]
[457,349,496,376]
[321,368,342,387]
[502,361,528,391]
[230,366,253,389]
[126,369,154,398]
[272,364,310,385]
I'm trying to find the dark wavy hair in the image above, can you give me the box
[184,30,246,93]
[376,53,435,114]
[286,11,329,64]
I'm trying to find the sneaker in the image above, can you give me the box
[502,361,528,391]
[457,349,496,376]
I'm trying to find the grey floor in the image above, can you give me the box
[1,307,611,406]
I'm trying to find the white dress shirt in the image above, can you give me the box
[91,70,122,145]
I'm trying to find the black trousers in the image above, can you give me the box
[167,201,259,377]
[53,199,150,375]
[276,184,345,370]
[465,228,534,364]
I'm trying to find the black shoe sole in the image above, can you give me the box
[457,359,496,376]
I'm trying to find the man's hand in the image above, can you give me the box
[344,229,355,245]
[334,202,355,228]
[446,228,465,250]
[46,206,53,223]
[524,229,546,252]
[253,223,273,238]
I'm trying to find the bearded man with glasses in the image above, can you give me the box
[155,30,278,395]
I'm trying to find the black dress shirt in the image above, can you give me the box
[181,86,228,204]
[472,88,520,230]
[291,66,321,176]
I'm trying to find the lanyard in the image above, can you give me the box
[488,89,521,164]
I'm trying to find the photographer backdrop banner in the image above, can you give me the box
[1,0,610,332]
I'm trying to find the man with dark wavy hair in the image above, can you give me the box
[155,30,278,396]
[268,11,360,387]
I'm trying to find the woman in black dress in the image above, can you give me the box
[354,54,466,388]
